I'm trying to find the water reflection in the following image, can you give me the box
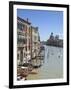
[27,45,63,80]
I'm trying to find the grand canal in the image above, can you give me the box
[27,45,63,80]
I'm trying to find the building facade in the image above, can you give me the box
[31,26,40,58]
[17,17,40,66]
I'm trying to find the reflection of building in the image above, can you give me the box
[47,32,63,47]
[17,17,40,66]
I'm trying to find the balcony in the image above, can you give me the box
[17,43,25,48]
[17,29,25,35]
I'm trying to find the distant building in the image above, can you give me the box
[47,33,63,47]
[50,32,54,40]
[55,35,59,40]
[17,17,40,66]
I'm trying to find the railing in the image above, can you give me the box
[17,44,25,47]
[17,29,25,34]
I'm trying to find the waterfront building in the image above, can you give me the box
[47,33,63,47]
[17,17,31,65]
[50,32,54,40]
[55,35,59,40]
[31,26,40,58]
[17,17,40,66]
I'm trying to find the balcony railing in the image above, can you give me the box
[17,29,25,34]
[17,44,26,48]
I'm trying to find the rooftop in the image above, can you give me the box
[17,17,31,25]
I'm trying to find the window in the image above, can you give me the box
[17,34,27,44]
[17,53,19,60]
[17,22,25,31]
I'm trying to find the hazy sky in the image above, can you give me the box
[17,9,63,41]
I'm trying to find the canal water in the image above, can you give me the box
[27,45,63,80]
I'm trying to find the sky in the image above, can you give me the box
[17,9,63,41]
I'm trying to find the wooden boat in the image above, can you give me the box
[17,66,29,78]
